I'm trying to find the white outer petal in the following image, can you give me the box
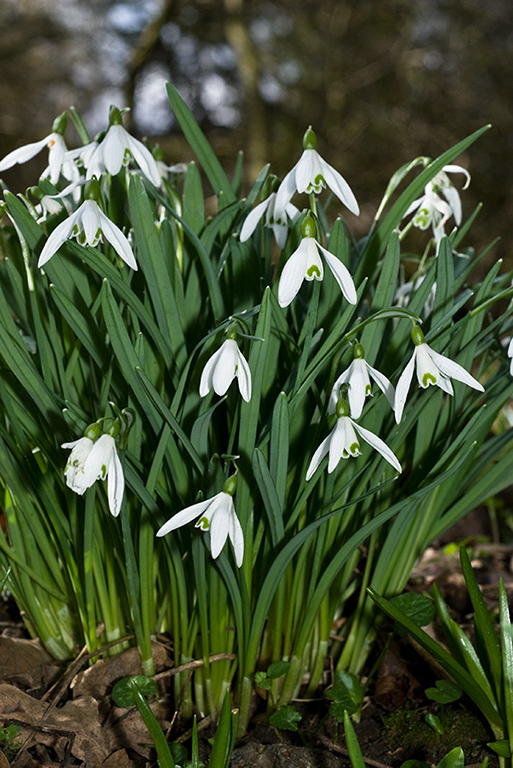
[156,496,216,536]
[306,432,332,480]
[199,346,224,396]
[47,135,67,184]
[209,495,232,559]
[295,150,318,193]
[321,158,360,215]
[212,339,238,396]
[38,210,79,267]
[346,359,370,419]
[508,337,513,358]
[101,125,128,176]
[319,245,357,304]
[0,136,50,171]
[329,365,352,414]
[442,185,462,225]
[366,362,395,409]
[81,434,115,483]
[278,240,309,307]
[126,134,161,186]
[352,422,402,473]
[274,162,300,219]
[240,197,271,242]
[443,164,471,189]
[107,446,124,516]
[426,345,484,392]
[327,418,350,472]
[97,208,138,269]
[234,346,252,402]
[80,200,101,245]
[228,507,244,567]
[394,351,416,424]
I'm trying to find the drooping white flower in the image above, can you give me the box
[38,184,137,270]
[82,106,161,186]
[394,325,484,424]
[508,337,513,376]
[199,335,252,402]
[404,164,470,242]
[62,429,124,517]
[274,126,359,220]
[329,343,395,419]
[240,191,300,249]
[157,476,244,567]
[306,398,401,480]
[278,216,357,308]
[0,114,77,185]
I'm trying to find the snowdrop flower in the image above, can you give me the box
[38,179,137,269]
[274,126,359,220]
[404,164,470,242]
[0,114,77,185]
[62,425,124,517]
[278,216,357,307]
[240,180,300,248]
[329,343,395,419]
[394,325,484,423]
[306,398,401,480]
[199,330,252,402]
[82,106,161,186]
[157,476,244,567]
[507,337,513,376]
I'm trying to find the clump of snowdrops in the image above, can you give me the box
[0,84,512,732]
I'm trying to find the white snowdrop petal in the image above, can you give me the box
[107,448,124,517]
[322,160,360,216]
[156,497,214,536]
[394,351,416,424]
[353,422,402,473]
[427,346,484,392]
[278,241,309,307]
[98,209,138,270]
[240,197,271,242]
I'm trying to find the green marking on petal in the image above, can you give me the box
[198,516,210,530]
[350,442,359,454]
[100,463,107,479]
[306,264,321,278]
[365,384,372,395]
[422,372,437,387]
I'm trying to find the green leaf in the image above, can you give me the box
[183,161,205,233]
[166,82,236,205]
[368,588,502,731]
[437,747,464,768]
[111,675,158,707]
[425,680,462,704]
[267,660,291,679]
[343,710,365,768]
[424,713,444,735]
[487,739,510,757]
[390,593,435,628]
[269,705,302,732]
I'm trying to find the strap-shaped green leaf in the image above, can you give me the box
[166,82,236,205]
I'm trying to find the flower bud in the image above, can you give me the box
[411,325,425,346]
[84,422,102,441]
[109,106,124,126]
[301,215,316,239]
[335,396,350,418]
[354,343,365,359]
[222,474,238,496]
[302,126,317,151]
[51,114,67,135]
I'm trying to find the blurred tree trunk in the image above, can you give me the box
[223,0,269,181]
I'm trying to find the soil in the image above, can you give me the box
[0,514,510,768]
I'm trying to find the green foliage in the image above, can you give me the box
[371,547,513,764]
[0,84,512,737]
[0,724,21,761]
[268,705,303,732]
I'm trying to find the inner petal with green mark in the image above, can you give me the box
[422,372,437,387]
[198,516,210,530]
[306,264,322,279]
